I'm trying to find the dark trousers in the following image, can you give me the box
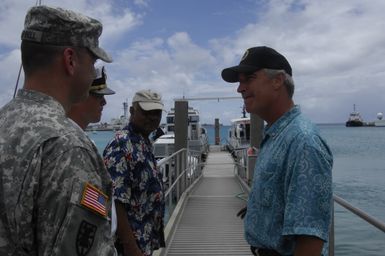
[250,246,281,256]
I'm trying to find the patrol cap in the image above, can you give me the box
[221,46,291,83]
[21,5,112,63]
[90,66,115,95]
[132,89,164,111]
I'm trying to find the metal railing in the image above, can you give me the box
[157,148,204,223]
[154,148,205,256]
[231,149,385,256]
[328,194,385,256]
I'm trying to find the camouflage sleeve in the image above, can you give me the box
[37,144,115,256]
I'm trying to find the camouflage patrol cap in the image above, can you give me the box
[21,5,112,63]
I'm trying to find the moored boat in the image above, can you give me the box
[226,107,251,168]
[154,106,209,161]
[346,104,364,127]
[227,117,250,153]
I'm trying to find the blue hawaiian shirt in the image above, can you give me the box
[244,106,333,256]
[103,123,165,256]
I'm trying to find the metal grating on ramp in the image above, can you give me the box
[163,151,250,256]
[165,196,250,255]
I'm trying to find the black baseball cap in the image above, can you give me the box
[221,46,292,83]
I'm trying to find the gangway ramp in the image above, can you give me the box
[161,149,251,256]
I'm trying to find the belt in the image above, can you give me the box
[250,246,281,256]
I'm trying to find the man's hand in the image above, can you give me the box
[236,206,247,219]
[294,235,324,256]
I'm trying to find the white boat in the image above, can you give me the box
[226,113,251,168]
[153,134,175,158]
[86,101,129,131]
[154,107,208,186]
[154,106,209,161]
[227,117,250,152]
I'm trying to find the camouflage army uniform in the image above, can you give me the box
[0,89,115,256]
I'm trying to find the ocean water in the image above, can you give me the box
[88,124,385,255]
[319,124,385,255]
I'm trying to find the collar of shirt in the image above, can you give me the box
[125,122,152,145]
[262,105,301,143]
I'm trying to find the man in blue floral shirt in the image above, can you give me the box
[221,46,333,256]
[103,89,165,256]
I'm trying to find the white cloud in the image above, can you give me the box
[0,1,31,48]
[210,0,385,123]
[105,32,221,115]
[167,32,216,73]
[2,0,385,124]
[133,0,150,8]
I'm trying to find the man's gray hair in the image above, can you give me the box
[264,69,295,98]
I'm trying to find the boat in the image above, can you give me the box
[154,106,209,161]
[86,101,129,131]
[226,107,251,168]
[153,106,209,186]
[345,104,364,127]
[153,134,175,158]
[227,117,250,153]
[227,106,250,152]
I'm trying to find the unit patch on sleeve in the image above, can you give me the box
[80,182,108,217]
[76,220,97,256]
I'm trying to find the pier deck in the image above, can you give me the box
[162,148,251,256]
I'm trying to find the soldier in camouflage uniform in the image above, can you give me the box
[0,6,116,256]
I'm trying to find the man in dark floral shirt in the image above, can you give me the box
[103,89,165,256]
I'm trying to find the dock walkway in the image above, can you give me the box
[162,148,251,256]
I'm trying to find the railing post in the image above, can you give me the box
[184,149,187,192]
[168,162,173,214]
[174,100,188,200]
[329,201,334,256]
[175,154,182,202]
[214,118,220,145]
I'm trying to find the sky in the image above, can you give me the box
[1,0,385,125]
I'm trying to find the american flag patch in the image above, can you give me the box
[80,183,108,217]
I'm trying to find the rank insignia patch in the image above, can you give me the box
[80,183,108,217]
[76,220,97,256]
